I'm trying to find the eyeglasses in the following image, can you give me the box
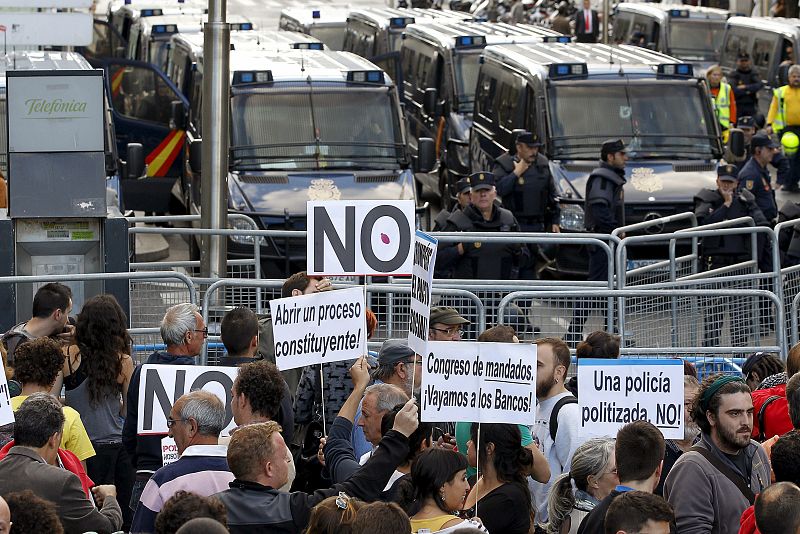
[335,492,350,510]
[430,326,462,337]
[193,327,209,338]
[166,417,187,428]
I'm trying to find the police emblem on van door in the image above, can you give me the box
[307,179,341,201]
[630,167,663,193]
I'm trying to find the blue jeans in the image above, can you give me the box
[129,472,152,513]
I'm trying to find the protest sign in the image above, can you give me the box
[421,341,536,425]
[578,359,685,439]
[307,199,415,276]
[270,286,366,371]
[136,365,239,436]
[161,437,179,466]
[408,231,438,355]
[0,371,13,426]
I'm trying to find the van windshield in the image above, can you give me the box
[668,20,725,61]
[547,81,718,159]
[454,52,481,113]
[230,85,404,170]
[310,26,345,50]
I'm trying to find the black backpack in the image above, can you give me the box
[549,395,578,441]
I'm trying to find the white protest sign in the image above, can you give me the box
[0,371,14,426]
[408,231,438,355]
[578,359,685,439]
[136,365,239,436]
[161,437,179,466]
[421,341,536,425]
[270,286,366,371]
[307,200,415,276]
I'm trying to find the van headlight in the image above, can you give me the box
[559,204,585,231]
[229,217,257,245]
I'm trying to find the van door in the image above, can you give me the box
[751,34,780,114]
[92,58,190,211]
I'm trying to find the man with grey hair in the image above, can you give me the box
[0,393,123,533]
[130,390,232,534]
[357,383,409,463]
[123,303,206,515]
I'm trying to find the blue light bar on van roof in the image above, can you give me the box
[140,8,163,16]
[548,63,587,77]
[153,24,178,34]
[668,8,689,17]
[347,70,385,83]
[455,35,486,48]
[230,22,254,31]
[293,42,324,50]
[232,71,273,85]
[390,17,414,28]
[657,63,693,77]
[312,10,321,18]
[543,35,571,43]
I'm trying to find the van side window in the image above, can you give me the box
[476,72,496,124]
[723,31,751,64]
[752,37,776,80]
[612,13,632,44]
[498,82,520,137]
[401,46,416,89]
[417,54,432,89]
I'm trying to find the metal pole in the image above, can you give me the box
[200,0,229,279]
[602,0,609,45]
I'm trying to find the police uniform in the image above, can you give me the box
[778,201,800,267]
[432,177,470,231]
[695,164,769,347]
[738,134,779,221]
[565,139,627,345]
[730,116,791,189]
[434,172,527,280]
[492,131,560,232]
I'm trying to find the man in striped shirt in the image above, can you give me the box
[130,391,233,534]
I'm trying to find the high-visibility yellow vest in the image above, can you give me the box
[774,85,789,134]
[714,81,732,130]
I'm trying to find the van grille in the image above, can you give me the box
[355,175,397,183]
[672,163,716,172]
[238,175,289,184]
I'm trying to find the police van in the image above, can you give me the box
[719,17,800,114]
[105,0,207,58]
[472,42,722,274]
[166,30,326,101]
[177,48,433,275]
[278,7,350,51]
[0,51,143,211]
[400,21,568,205]
[126,13,254,70]
[612,4,731,69]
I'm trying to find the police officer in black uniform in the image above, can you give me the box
[434,172,527,280]
[695,164,769,347]
[432,177,471,231]
[730,116,791,188]
[492,131,561,233]
[565,139,627,346]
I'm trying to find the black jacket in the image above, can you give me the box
[122,351,196,472]
[492,152,560,225]
[693,188,768,257]
[215,428,410,533]
[728,68,764,116]
[435,203,526,279]
[584,162,626,234]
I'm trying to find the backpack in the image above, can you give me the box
[757,395,783,442]
[549,395,578,441]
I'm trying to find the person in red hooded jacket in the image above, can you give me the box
[747,349,797,441]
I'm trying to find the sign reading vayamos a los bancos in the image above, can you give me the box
[7,71,104,153]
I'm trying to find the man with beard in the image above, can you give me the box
[532,337,582,522]
[664,374,770,534]
[655,375,700,496]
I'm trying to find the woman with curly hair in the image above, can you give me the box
[63,294,135,528]
[461,423,536,534]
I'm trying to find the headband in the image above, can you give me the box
[700,375,745,412]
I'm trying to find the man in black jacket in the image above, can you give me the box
[694,164,769,346]
[123,303,205,514]
[565,139,627,346]
[728,52,764,121]
[215,398,419,533]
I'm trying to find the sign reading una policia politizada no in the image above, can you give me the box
[306,200,415,276]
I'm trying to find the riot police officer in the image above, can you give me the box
[695,164,769,347]
[728,116,791,188]
[432,177,471,231]
[738,134,779,223]
[434,172,527,280]
[564,139,627,346]
[492,131,560,233]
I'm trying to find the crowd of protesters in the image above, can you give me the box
[0,278,799,534]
